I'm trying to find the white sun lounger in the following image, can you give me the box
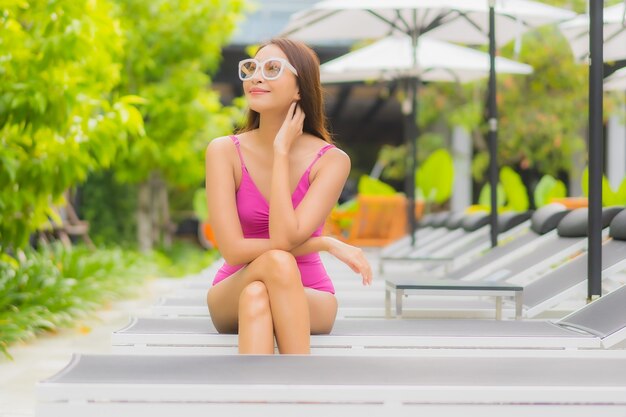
[379,212,491,273]
[112,283,626,352]
[378,211,452,258]
[171,206,568,304]
[150,293,508,319]
[403,204,570,281]
[151,232,587,319]
[380,212,536,277]
[37,353,626,416]
[386,207,625,317]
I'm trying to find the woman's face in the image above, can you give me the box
[242,44,300,114]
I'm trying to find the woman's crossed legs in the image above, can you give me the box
[207,249,338,354]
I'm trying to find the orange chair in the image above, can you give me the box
[325,194,408,247]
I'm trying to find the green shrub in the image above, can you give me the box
[0,244,150,359]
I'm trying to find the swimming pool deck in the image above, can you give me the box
[1,249,625,416]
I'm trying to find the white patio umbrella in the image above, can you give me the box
[320,36,533,84]
[560,2,626,62]
[281,0,575,248]
[604,67,626,91]
[283,0,574,46]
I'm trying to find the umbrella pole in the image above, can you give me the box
[588,0,604,302]
[487,1,499,248]
[408,74,419,247]
[402,77,417,247]
[407,14,420,247]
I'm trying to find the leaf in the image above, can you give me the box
[415,149,454,204]
[548,179,567,204]
[357,175,396,196]
[478,183,506,210]
[336,198,358,213]
[500,167,529,211]
[580,166,623,206]
[535,175,567,208]
[534,175,557,208]
[119,95,148,105]
[603,176,618,206]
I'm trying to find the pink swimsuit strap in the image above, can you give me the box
[230,135,335,192]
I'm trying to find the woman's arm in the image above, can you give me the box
[270,149,350,250]
[205,137,276,265]
[290,236,373,285]
[270,104,350,250]
[206,136,344,265]
[288,236,330,257]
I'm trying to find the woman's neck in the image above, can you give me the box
[255,109,290,149]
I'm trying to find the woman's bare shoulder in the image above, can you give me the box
[302,135,350,172]
[205,135,235,157]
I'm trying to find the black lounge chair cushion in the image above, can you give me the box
[418,213,436,227]
[609,209,626,241]
[461,212,489,232]
[497,211,532,233]
[530,203,569,235]
[557,207,623,237]
[430,212,451,228]
[445,212,466,230]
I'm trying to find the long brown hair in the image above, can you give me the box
[237,38,333,144]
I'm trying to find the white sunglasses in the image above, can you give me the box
[238,57,299,81]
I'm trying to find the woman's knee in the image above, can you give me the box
[256,250,301,287]
[238,281,271,320]
[308,293,338,335]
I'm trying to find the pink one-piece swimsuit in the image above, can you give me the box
[212,135,336,294]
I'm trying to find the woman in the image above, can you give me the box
[205,38,372,355]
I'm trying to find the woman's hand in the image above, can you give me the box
[326,237,373,286]
[274,101,305,155]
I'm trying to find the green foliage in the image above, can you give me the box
[0,241,219,359]
[500,167,529,211]
[534,175,567,207]
[80,170,138,246]
[332,198,359,230]
[378,144,408,181]
[378,132,446,183]
[496,25,587,177]
[193,188,209,223]
[0,244,149,359]
[417,83,482,132]
[111,0,247,188]
[148,241,220,279]
[357,175,397,196]
[332,176,398,231]
[472,152,490,183]
[582,168,626,206]
[416,149,454,204]
[0,0,246,250]
[616,180,626,206]
[447,101,483,132]
[478,183,506,210]
[477,167,529,211]
[0,0,145,249]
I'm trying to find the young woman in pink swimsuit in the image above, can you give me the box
[205,38,372,354]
